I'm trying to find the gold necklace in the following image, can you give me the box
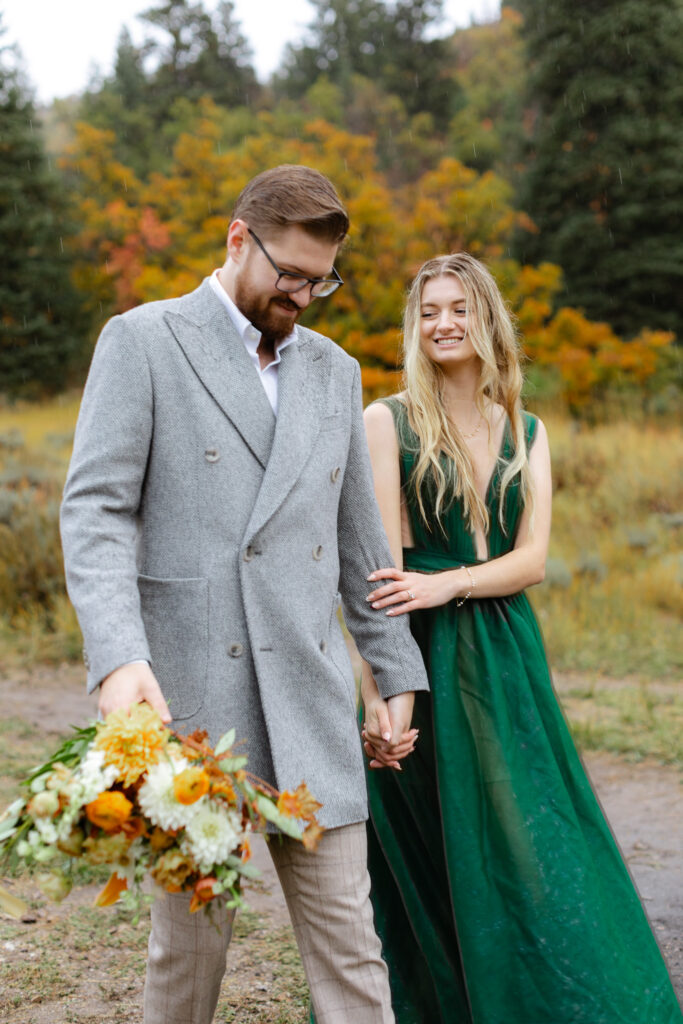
[461,419,483,440]
[456,411,483,436]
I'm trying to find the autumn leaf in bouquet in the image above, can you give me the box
[0,703,323,919]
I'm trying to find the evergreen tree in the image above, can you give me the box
[80,28,159,178]
[0,22,87,397]
[277,0,459,127]
[140,0,258,115]
[81,1,258,177]
[513,0,683,337]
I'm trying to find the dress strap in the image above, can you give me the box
[521,410,539,452]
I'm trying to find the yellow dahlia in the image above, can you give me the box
[93,702,169,786]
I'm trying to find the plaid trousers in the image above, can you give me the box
[143,821,394,1024]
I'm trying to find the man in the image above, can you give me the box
[60,164,429,1024]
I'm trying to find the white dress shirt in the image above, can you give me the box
[209,270,296,415]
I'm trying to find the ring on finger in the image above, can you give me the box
[407,590,415,600]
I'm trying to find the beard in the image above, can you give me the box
[233,277,301,345]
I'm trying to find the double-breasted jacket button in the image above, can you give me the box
[243,545,255,562]
[82,647,90,670]
[204,447,220,463]
[229,643,243,658]
[313,544,323,560]
[330,466,341,483]
[320,639,328,654]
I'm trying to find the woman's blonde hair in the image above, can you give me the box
[401,252,532,535]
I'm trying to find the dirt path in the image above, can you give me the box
[0,664,681,1020]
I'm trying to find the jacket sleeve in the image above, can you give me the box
[60,316,153,691]
[336,361,429,699]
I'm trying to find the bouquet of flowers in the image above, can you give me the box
[0,703,323,918]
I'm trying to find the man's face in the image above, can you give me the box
[232,224,340,343]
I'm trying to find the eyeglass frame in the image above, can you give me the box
[247,227,344,297]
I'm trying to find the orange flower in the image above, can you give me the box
[150,849,196,891]
[301,821,325,852]
[173,767,210,805]
[93,702,169,786]
[86,791,133,832]
[277,782,323,822]
[120,815,147,840]
[149,826,175,852]
[209,777,237,805]
[240,836,251,863]
[189,877,217,913]
[94,872,128,907]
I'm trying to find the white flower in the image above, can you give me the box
[137,756,198,830]
[34,817,59,844]
[71,748,119,804]
[181,802,243,874]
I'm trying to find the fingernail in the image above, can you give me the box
[365,595,371,602]
[382,732,391,741]
[372,602,380,609]
[393,764,402,772]
[386,610,394,616]
[367,574,376,581]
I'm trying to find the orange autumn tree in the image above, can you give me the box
[62,105,674,413]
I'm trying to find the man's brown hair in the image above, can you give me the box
[231,165,349,244]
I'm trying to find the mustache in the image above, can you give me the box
[272,297,299,312]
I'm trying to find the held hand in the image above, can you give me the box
[99,662,172,723]
[362,691,418,770]
[367,567,457,616]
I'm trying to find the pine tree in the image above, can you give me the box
[0,24,87,397]
[513,0,683,337]
[277,0,458,127]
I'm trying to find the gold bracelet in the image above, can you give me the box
[455,564,476,607]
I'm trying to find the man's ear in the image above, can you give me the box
[227,219,249,262]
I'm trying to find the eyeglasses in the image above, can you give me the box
[247,228,343,298]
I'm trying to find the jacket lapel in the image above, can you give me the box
[246,331,330,539]
[164,282,276,470]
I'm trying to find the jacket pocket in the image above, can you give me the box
[137,575,208,721]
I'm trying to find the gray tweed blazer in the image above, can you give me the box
[60,279,428,827]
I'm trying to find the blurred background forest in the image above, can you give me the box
[0,0,681,755]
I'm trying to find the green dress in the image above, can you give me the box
[365,397,681,1024]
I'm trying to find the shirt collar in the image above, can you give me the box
[209,270,297,366]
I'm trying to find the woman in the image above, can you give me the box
[360,253,681,1023]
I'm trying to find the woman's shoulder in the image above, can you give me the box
[365,392,407,424]
[365,393,415,449]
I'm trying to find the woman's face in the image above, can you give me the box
[419,274,478,369]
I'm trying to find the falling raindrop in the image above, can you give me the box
[618,167,623,185]
[60,238,64,253]
[472,143,477,157]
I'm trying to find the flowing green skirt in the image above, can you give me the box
[366,551,681,1023]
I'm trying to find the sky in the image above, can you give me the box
[1,0,500,104]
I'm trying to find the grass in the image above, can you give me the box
[529,413,682,680]
[555,676,683,765]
